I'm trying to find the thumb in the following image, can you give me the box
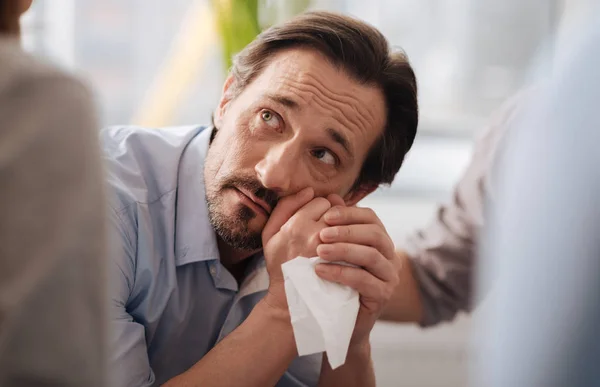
[326,193,346,207]
[262,187,314,243]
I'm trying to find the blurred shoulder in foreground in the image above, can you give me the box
[474,12,600,387]
[0,38,107,387]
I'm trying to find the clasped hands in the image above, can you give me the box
[261,187,399,347]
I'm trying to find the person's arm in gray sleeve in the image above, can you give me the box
[473,15,600,387]
[381,93,525,326]
[0,57,107,385]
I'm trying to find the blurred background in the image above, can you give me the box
[18,1,594,386]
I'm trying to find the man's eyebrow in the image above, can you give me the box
[266,93,300,110]
[327,127,353,158]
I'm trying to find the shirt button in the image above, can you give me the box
[210,265,217,276]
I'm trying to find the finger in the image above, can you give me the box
[262,187,314,242]
[323,206,384,227]
[320,224,395,259]
[326,193,346,207]
[314,263,388,302]
[290,197,332,222]
[317,243,396,282]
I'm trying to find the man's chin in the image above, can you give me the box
[207,194,267,252]
[216,227,263,251]
[210,211,264,251]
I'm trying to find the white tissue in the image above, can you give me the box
[281,256,360,369]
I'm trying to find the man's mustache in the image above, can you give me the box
[221,176,279,212]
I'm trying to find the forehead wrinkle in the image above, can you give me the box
[282,71,372,113]
[291,71,382,131]
[299,70,381,120]
[285,76,380,139]
[274,74,362,131]
[265,73,308,105]
[272,62,382,125]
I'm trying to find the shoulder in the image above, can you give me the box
[101,125,207,212]
[0,43,99,182]
[0,43,95,144]
[0,41,90,103]
[473,86,538,157]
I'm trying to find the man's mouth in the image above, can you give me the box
[234,186,272,215]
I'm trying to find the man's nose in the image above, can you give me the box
[255,145,297,194]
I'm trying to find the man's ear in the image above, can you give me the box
[343,182,378,206]
[214,74,236,128]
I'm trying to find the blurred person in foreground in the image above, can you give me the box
[0,0,106,386]
[473,12,600,387]
[377,5,595,333]
[104,11,417,387]
[378,81,532,325]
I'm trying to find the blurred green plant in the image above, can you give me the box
[212,0,260,72]
[212,0,311,73]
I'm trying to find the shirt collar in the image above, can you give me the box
[175,126,219,266]
[174,127,268,296]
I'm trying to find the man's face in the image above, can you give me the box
[205,48,386,252]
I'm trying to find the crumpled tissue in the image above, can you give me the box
[281,256,359,369]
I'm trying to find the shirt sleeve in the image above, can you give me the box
[0,69,106,385]
[108,209,156,387]
[403,92,526,326]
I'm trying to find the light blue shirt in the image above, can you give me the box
[102,125,321,387]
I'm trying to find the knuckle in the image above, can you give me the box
[366,248,380,266]
[358,278,370,292]
[280,220,293,234]
[391,276,400,290]
[377,284,389,302]
[373,228,387,247]
[329,264,344,280]
[365,207,376,219]
[308,233,321,249]
[383,272,399,301]
[340,243,350,257]
[281,218,301,237]
[382,283,395,302]
[389,268,400,286]
[390,234,396,247]
[342,226,352,238]
[314,197,331,210]
[313,197,329,205]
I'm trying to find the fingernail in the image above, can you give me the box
[317,244,333,255]
[321,227,338,240]
[325,208,340,221]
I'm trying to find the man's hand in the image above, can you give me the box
[262,188,336,310]
[315,203,399,345]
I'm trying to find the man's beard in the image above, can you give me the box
[206,175,279,251]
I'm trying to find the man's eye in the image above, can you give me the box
[260,110,280,128]
[261,110,273,121]
[312,149,337,165]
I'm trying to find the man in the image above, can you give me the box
[105,11,418,387]
[0,0,107,386]
[376,90,529,326]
